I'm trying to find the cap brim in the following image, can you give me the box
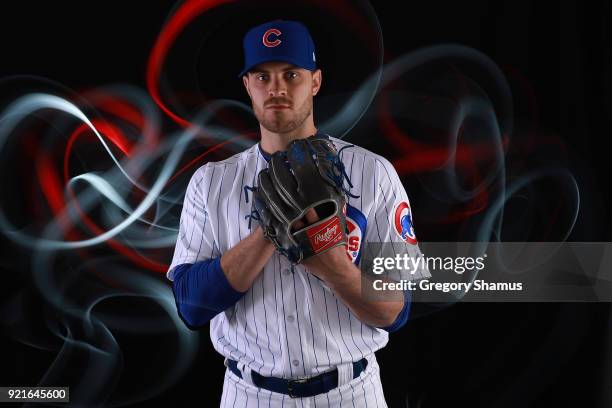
[238,56,316,78]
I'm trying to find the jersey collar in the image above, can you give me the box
[257,131,330,163]
[257,143,271,162]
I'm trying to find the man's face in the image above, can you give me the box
[243,61,322,134]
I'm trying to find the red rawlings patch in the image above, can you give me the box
[307,216,343,253]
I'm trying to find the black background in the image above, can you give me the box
[1,1,611,407]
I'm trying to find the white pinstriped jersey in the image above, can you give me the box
[167,136,430,379]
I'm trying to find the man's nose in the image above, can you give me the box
[268,76,288,96]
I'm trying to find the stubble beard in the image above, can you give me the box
[255,97,313,134]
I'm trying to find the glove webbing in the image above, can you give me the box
[242,142,360,230]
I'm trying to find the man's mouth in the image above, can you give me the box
[266,104,291,110]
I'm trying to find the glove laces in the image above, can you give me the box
[306,138,360,199]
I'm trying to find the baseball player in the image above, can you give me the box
[168,20,429,407]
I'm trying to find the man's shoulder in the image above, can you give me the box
[329,136,394,170]
[192,143,259,176]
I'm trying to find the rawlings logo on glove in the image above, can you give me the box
[308,217,343,252]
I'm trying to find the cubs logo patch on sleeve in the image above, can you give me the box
[393,201,417,244]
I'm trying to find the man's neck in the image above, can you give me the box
[259,120,318,155]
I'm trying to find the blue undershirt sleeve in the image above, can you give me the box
[172,257,246,329]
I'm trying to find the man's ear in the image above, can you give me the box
[312,69,322,96]
[242,75,252,99]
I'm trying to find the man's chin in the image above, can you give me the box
[261,119,297,134]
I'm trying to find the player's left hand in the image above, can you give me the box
[250,134,351,264]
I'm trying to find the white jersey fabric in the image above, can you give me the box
[167,136,429,404]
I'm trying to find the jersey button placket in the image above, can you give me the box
[282,260,305,377]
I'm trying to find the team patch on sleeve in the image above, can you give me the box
[392,201,417,244]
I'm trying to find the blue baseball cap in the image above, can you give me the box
[239,20,317,78]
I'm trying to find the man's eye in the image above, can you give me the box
[286,72,298,79]
[256,74,268,81]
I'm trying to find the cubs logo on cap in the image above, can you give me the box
[262,28,282,47]
[239,20,317,77]
[393,201,417,244]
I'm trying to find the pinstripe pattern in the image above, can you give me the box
[168,137,430,405]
